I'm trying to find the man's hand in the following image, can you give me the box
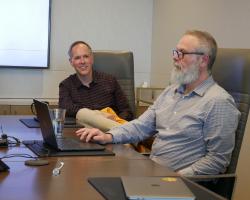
[75,128,113,144]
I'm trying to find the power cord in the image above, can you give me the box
[0,153,36,171]
[0,126,49,167]
[0,153,37,160]
[0,153,49,166]
[0,125,21,147]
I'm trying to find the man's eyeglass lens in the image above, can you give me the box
[173,50,204,59]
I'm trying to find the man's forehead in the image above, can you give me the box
[72,44,92,55]
[176,35,200,51]
[73,43,90,51]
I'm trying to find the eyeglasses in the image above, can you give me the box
[173,49,204,59]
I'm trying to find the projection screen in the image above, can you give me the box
[0,0,51,68]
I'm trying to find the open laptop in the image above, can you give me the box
[33,99,105,151]
[121,176,195,200]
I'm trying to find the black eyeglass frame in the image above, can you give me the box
[173,49,204,59]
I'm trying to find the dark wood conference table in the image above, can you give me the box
[0,116,226,200]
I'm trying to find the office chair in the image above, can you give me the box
[93,51,135,117]
[188,48,250,200]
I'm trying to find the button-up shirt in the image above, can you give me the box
[110,76,240,175]
[59,71,133,120]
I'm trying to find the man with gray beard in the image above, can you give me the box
[76,30,241,176]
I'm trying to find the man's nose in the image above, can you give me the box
[80,57,85,63]
[173,56,179,62]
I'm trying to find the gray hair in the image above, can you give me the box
[68,41,92,59]
[184,30,217,72]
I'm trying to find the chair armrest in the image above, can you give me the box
[185,173,236,200]
[185,173,236,181]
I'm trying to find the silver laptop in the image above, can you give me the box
[33,99,105,151]
[121,176,195,200]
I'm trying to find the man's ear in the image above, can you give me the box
[90,53,94,66]
[69,58,73,66]
[200,54,209,69]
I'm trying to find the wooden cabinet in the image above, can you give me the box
[0,105,33,115]
[0,105,11,115]
[136,87,164,105]
[135,87,164,117]
[10,105,33,115]
[0,99,58,115]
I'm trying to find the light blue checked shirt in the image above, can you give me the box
[109,76,240,175]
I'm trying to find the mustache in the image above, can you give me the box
[173,63,181,70]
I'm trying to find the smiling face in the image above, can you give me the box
[69,43,94,78]
[171,35,204,85]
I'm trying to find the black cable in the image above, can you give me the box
[0,125,21,147]
[0,153,50,167]
[0,153,38,160]
[6,136,21,147]
[7,135,21,143]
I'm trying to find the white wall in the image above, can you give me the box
[151,0,250,87]
[151,1,250,199]
[0,0,153,101]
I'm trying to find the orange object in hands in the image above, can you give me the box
[100,107,127,124]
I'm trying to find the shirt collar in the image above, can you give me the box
[73,74,83,89]
[92,70,99,84]
[74,70,99,89]
[175,76,215,97]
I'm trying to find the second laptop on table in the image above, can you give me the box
[121,176,195,200]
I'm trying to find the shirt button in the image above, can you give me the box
[174,111,177,114]
[166,127,170,130]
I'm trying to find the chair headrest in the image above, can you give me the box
[93,51,134,79]
[212,48,250,95]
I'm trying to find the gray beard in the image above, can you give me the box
[170,64,199,85]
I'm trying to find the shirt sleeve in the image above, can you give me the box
[59,81,81,117]
[109,86,171,144]
[112,78,134,121]
[183,96,240,175]
[109,103,158,144]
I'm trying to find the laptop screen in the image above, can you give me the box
[33,99,59,148]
